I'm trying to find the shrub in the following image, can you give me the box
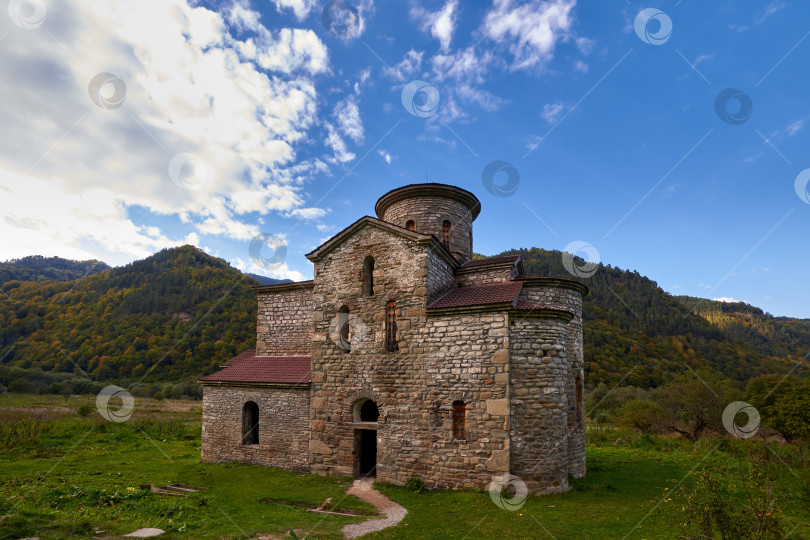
[77,404,94,417]
[405,476,425,494]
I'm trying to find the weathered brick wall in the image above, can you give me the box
[309,224,510,490]
[517,281,586,478]
[256,285,313,356]
[380,196,474,262]
[201,385,309,472]
[508,315,571,494]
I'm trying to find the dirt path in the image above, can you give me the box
[341,478,407,539]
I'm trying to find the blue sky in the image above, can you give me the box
[1,0,809,317]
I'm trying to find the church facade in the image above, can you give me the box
[200,183,587,494]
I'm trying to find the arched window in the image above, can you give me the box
[452,400,465,439]
[405,220,415,231]
[362,256,374,296]
[242,401,259,445]
[386,301,398,352]
[442,220,452,250]
[338,306,351,353]
[359,399,379,422]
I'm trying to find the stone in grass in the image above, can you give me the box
[124,528,165,537]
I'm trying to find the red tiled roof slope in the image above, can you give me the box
[428,282,523,309]
[220,349,255,367]
[200,351,310,384]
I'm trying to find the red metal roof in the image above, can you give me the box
[428,281,523,309]
[200,350,311,384]
[460,255,520,268]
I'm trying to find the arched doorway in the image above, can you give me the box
[353,398,379,477]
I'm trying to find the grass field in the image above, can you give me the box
[0,394,807,539]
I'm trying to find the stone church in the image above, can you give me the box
[200,183,587,494]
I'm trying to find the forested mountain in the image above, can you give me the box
[497,248,809,387]
[0,255,109,284]
[0,246,259,386]
[0,245,806,395]
[245,273,292,285]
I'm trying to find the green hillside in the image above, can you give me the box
[0,246,258,389]
[498,247,809,387]
[0,255,110,284]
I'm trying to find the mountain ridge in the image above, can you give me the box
[0,245,806,393]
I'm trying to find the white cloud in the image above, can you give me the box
[334,95,365,144]
[377,150,392,164]
[411,0,459,52]
[286,207,328,219]
[541,102,565,124]
[324,123,356,163]
[730,0,785,32]
[787,120,804,137]
[713,297,748,304]
[382,49,424,82]
[575,36,594,55]
[0,0,330,265]
[270,0,318,20]
[573,60,588,73]
[483,0,576,71]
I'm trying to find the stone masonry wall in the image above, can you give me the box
[256,285,313,356]
[517,282,586,478]
[380,196,474,262]
[455,265,515,287]
[201,385,309,472]
[309,223,509,490]
[508,315,571,494]
[426,249,455,303]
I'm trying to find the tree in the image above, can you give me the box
[656,371,736,441]
[618,399,663,434]
[8,378,35,393]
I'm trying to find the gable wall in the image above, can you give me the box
[256,287,313,356]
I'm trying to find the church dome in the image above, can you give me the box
[374,183,480,262]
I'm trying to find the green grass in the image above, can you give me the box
[1,395,808,539]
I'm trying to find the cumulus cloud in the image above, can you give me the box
[377,150,392,164]
[270,0,318,20]
[0,0,331,275]
[411,0,459,52]
[713,297,748,304]
[334,95,365,144]
[483,0,576,71]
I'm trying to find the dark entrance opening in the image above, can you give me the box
[358,430,377,476]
